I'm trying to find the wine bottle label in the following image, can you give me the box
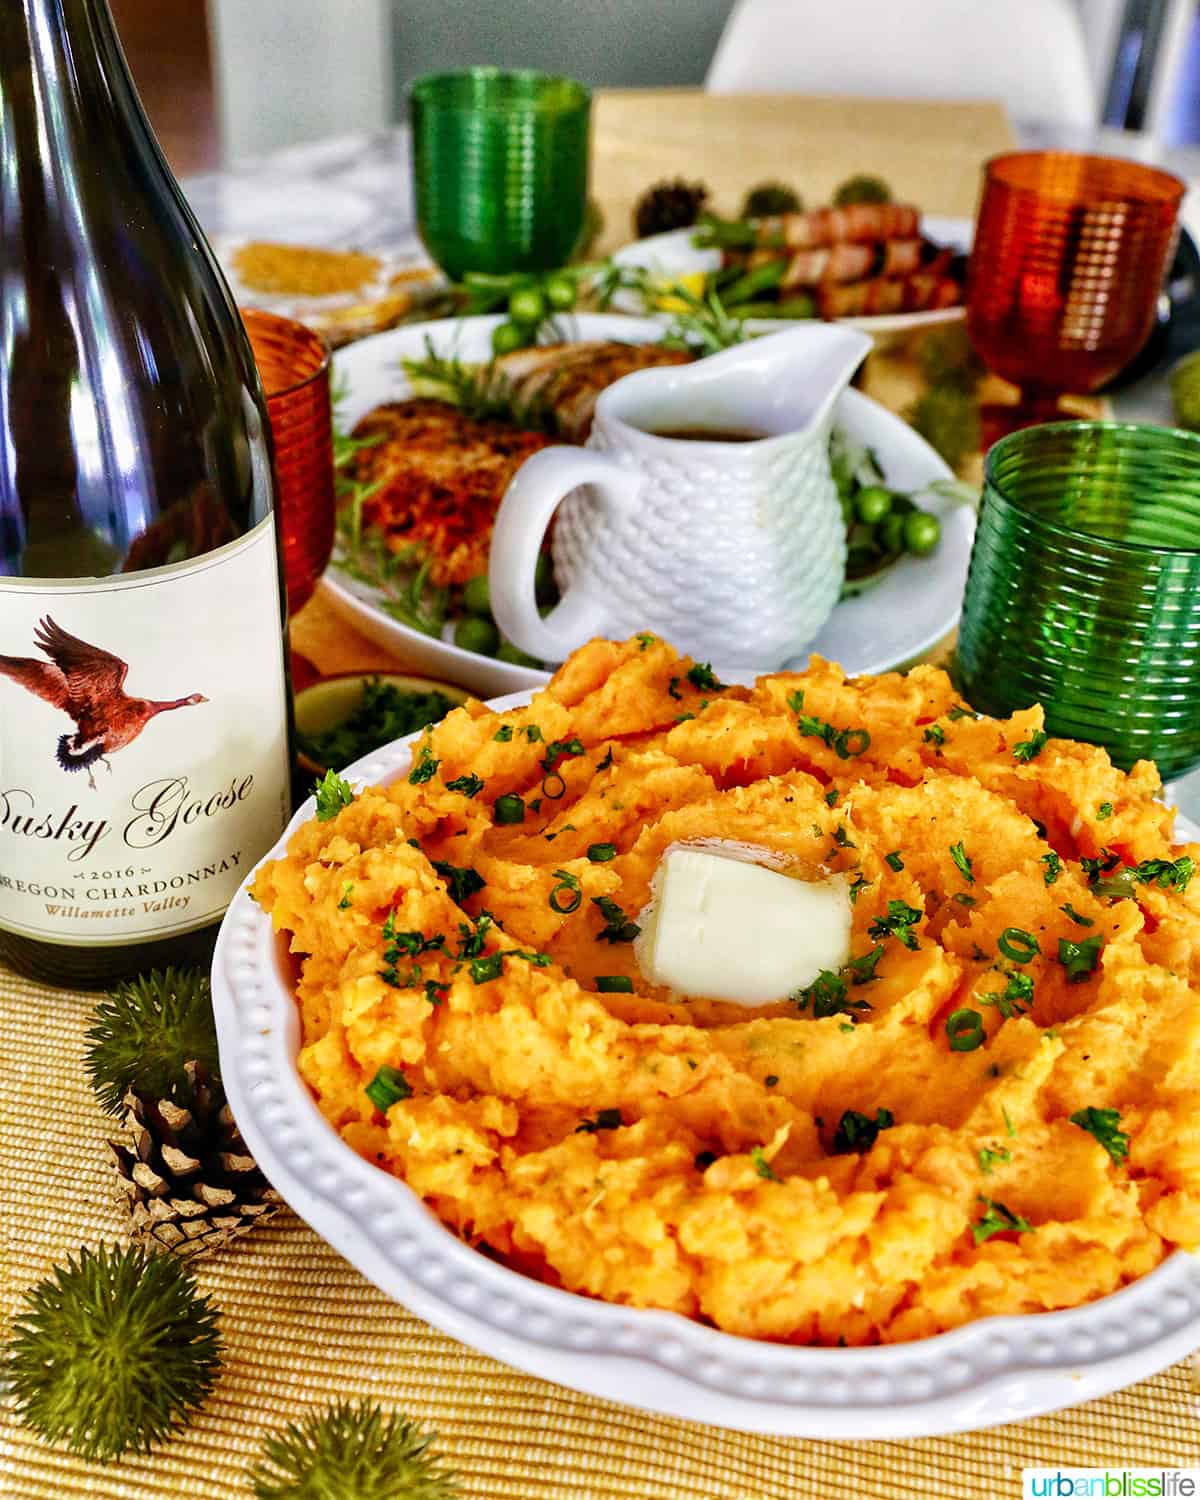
[0,518,290,946]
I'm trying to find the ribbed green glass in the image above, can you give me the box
[410,68,591,280]
[958,421,1200,779]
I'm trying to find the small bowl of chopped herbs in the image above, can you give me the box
[295,672,469,778]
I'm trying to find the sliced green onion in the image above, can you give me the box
[946,1008,984,1051]
[596,975,633,993]
[494,794,525,825]
[587,842,617,863]
[997,927,1039,964]
[365,1065,412,1112]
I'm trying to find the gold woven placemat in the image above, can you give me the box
[2,962,1197,1499]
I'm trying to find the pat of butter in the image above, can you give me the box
[636,849,851,1005]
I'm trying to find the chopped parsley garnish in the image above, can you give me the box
[596,975,633,993]
[948,704,979,721]
[469,952,505,984]
[978,1146,1011,1175]
[786,689,805,713]
[1131,855,1195,894]
[1097,802,1113,820]
[667,677,683,701]
[825,788,840,807]
[674,712,696,724]
[868,899,922,950]
[1057,934,1103,983]
[1012,729,1048,763]
[1069,1106,1129,1163]
[432,859,485,904]
[831,823,856,849]
[364,1065,411,1112]
[576,1108,622,1134]
[493,725,513,742]
[832,1107,894,1155]
[848,874,871,905]
[884,850,905,872]
[997,927,1039,964]
[980,970,1034,1019]
[844,944,886,984]
[954,893,976,907]
[407,745,439,784]
[424,980,448,1007]
[592,895,641,943]
[549,869,582,914]
[445,772,484,798]
[540,737,585,775]
[453,913,493,959]
[1060,902,1093,927]
[972,1196,1032,1244]
[946,1008,984,1051]
[797,714,871,760]
[636,632,656,650]
[313,770,355,822]
[338,882,354,910]
[750,1146,779,1181]
[923,723,946,746]
[493,794,525,825]
[1040,851,1062,886]
[522,724,543,742]
[1080,850,1121,884]
[587,842,617,863]
[1003,1107,1017,1138]
[949,841,975,884]
[596,747,614,771]
[794,969,871,1019]
[687,661,724,692]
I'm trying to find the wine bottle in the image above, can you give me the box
[0,0,292,988]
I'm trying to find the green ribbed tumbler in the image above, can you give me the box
[410,69,591,280]
[958,422,1200,779]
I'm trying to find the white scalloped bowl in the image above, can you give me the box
[212,693,1200,1438]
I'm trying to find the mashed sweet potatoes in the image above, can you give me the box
[254,636,1200,1345]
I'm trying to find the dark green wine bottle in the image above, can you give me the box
[0,0,292,988]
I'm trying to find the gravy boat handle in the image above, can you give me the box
[491,447,639,663]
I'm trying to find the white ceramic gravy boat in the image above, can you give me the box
[489,323,871,668]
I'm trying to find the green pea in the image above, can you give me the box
[491,320,527,355]
[854,485,893,525]
[878,512,906,554]
[497,639,541,667]
[508,285,547,326]
[904,511,942,556]
[454,615,500,656]
[462,574,491,617]
[544,273,577,311]
[534,551,556,604]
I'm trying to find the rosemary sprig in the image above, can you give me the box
[399,338,558,431]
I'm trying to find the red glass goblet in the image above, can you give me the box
[968,152,1183,441]
[242,309,334,617]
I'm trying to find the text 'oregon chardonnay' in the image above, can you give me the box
[0,0,292,987]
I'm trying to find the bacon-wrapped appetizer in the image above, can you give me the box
[816,270,962,320]
[757,201,921,250]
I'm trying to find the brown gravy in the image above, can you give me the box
[650,426,769,443]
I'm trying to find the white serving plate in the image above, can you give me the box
[610,216,973,339]
[323,313,974,697]
[213,701,1200,1439]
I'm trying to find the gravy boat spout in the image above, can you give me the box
[594,323,873,441]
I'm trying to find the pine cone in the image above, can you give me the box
[633,178,710,239]
[109,1064,280,1260]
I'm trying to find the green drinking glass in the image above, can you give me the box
[958,422,1200,780]
[410,68,591,281]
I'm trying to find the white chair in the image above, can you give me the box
[706,0,1098,128]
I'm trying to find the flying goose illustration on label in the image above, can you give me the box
[0,616,207,788]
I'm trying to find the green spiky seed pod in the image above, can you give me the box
[247,1400,459,1500]
[5,1243,223,1463]
[905,383,981,473]
[740,181,803,219]
[85,966,219,1115]
[633,178,710,239]
[832,173,894,207]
